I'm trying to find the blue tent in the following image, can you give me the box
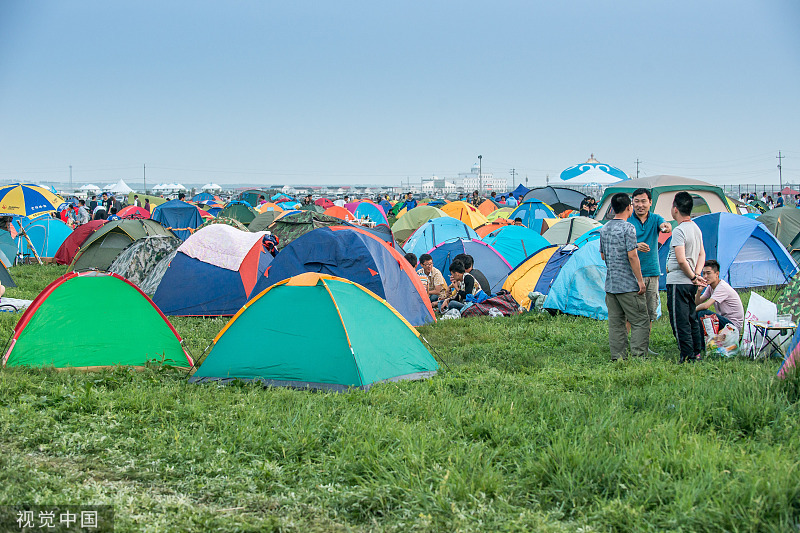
[403,217,479,258]
[18,217,73,258]
[509,200,556,229]
[252,226,435,326]
[482,226,550,268]
[428,239,512,294]
[192,192,218,203]
[511,184,530,199]
[150,200,203,240]
[544,236,608,319]
[206,206,223,217]
[153,225,275,316]
[427,199,447,208]
[0,232,16,265]
[379,199,393,214]
[353,202,389,225]
[658,212,798,290]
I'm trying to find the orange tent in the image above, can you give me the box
[478,199,502,216]
[440,201,489,229]
[475,219,514,238]
[258,202,283,213]
[324,206,357,222]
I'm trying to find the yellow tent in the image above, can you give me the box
[487,208,514,222]
[502,246,558,309]
[440,201,489,229]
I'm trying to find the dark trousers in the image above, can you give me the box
[666,284,703,361]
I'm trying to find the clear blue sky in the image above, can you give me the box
[1,0,798,187]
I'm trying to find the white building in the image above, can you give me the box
[458,163,507,193]
[421,177,457,195]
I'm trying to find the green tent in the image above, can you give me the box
[2,272,192,369]
[542,216,602,245]
[268,211,351,246]
[219,203,259,226]
[391,205,447,244]
[240,190,270,207]
[249,211,287,232]
[190,273,438,390]
[757,207,800,263]
[777,274,800,324]
[298,204,324,213]
[69,219,175,272]
[197,216,247,231]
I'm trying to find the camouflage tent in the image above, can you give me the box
[139,249,178,295]
[298,204,324,213]
[69,219,175,272]
[268,211,354,246]
[109,235,182,287]
[249,211,287,232]
[777,274,800,323]
[196,217,247,232]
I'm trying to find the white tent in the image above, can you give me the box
[201,183,222,192]
[108,179,134,195]
[77,184,101,193]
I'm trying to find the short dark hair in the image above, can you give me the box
[404,253,418,266]
[514,217,522,223]
[673,191,693,216]
[704,259,720,273]
[449,260,466,274]
[632,188,652,201]
[419,253,433,264]
[610,193,631,214]
[79,199,85,205]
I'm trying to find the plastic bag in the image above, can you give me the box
[706,324,740,357]
[441,308,461,320]
[488,307,503,318]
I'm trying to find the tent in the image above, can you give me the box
[542,235,628,320]
[324,205,358,222]
[0,258,15,288]
[541,216,602,245]
[428,239,512,294]
[108,234,182,287]
[522,186,588,214]
[106,179,134,195]
[218,202,259,227]
[268,211,355,247]
[757,207,800,262]
[189,273,438,390]
[776,274,800,324]
[298,203,324,213]
[150,200,203,240]
[258,202,284,213]
[403,217,479,258]
[153,225,276,316]
[502,245,578,310]
[352,202,389,225]
[0,231,17,266]
[596,175,732,221]
[487,207,515,222]
[197,216,248,232]
[54,220,106,265]
[658,213,798,290]
[249,210,289,232]
[478,199,504,216]
[118,205,151,219]
[201,183,222,192]
[510,184,530,199]
[69,219,174,272]
[560,155,629,185]
[252,226,435,326]
[391,206,447,244]
[482,226,551,268]
[315,198,334,209]
[2,272,192,369]
[18,217,73,258]
[777,327,800,379]
[440,201,489,229]
[475,219,515,238]
[509,199,556,229]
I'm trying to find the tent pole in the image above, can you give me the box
[16,222,42,265]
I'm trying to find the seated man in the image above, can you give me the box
[439,260,481,312]
[695,259,744,332]
[404,253,418,268]
[417,254,447,304]
[454,253,491,296]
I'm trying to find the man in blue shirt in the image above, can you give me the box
[628,188,673,352]
[506,193,518,207]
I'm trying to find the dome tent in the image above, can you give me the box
[427,239,512,294]
[482,225,551,268]
[189,273,438,391]
[69,219,174,272]
[391,205,447,244]
[542,216,602,245]
[403,217,479,259]
[440,201,489,229]
[757,207,800,263]
[502,245,578,310]
[522,186,588,214]
[2,272,192,370]
[657,212,798,290]
[150,199,204,240]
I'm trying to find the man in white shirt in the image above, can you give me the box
[695,259,744,331]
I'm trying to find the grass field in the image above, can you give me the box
[1,265,799,532]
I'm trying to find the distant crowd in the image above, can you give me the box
[740,191,800,210]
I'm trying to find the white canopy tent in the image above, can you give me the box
[108,179,134,195]
[77,184,101,193]
[201,183,222,192]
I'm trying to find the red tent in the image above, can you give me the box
[315,198,334,209]
[54,220,107,265]
[781,187,800,196]
[118,205,150,219]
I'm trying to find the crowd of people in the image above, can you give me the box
[739,191,800,210]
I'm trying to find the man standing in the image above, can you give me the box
[599,193,648,361]
[88,195,98,213]
[695,260,744,332]
[133,195,141,207]
[417,254,447,304]
[506,193,518,207]
[76,200,90,225]
[776,192,784,208]
[666,191,707,363]
[404,192,417,211]
[629,188,672,353]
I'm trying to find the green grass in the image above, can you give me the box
[1,265,799,532]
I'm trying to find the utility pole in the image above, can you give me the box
[635,159,641,179]
[478,155,483,193]
[509,168,516,188]
[777,151,784,189]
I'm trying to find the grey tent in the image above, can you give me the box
[522,186,588,214]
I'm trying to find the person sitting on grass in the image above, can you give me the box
[417,253,447,304]
[454,253,491,296]
[439,260,481,313]
[404,252,418,268]
[695,259,743,332]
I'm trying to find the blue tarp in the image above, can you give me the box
[403,218,479,258]
[150,200,203,240]
[510,200,556,228]
[511,184,530,199]
[428,239,512,294]
[252,226,435,326]
[658,212,798,290]
[482,226,550,268]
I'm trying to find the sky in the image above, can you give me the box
[1,0,799,188]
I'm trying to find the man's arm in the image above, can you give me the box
[696,297,715,312]
[695,286,711,305]
[674,245,707,286]
[627,248,646,295]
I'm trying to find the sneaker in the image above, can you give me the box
[648,348,660,356]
